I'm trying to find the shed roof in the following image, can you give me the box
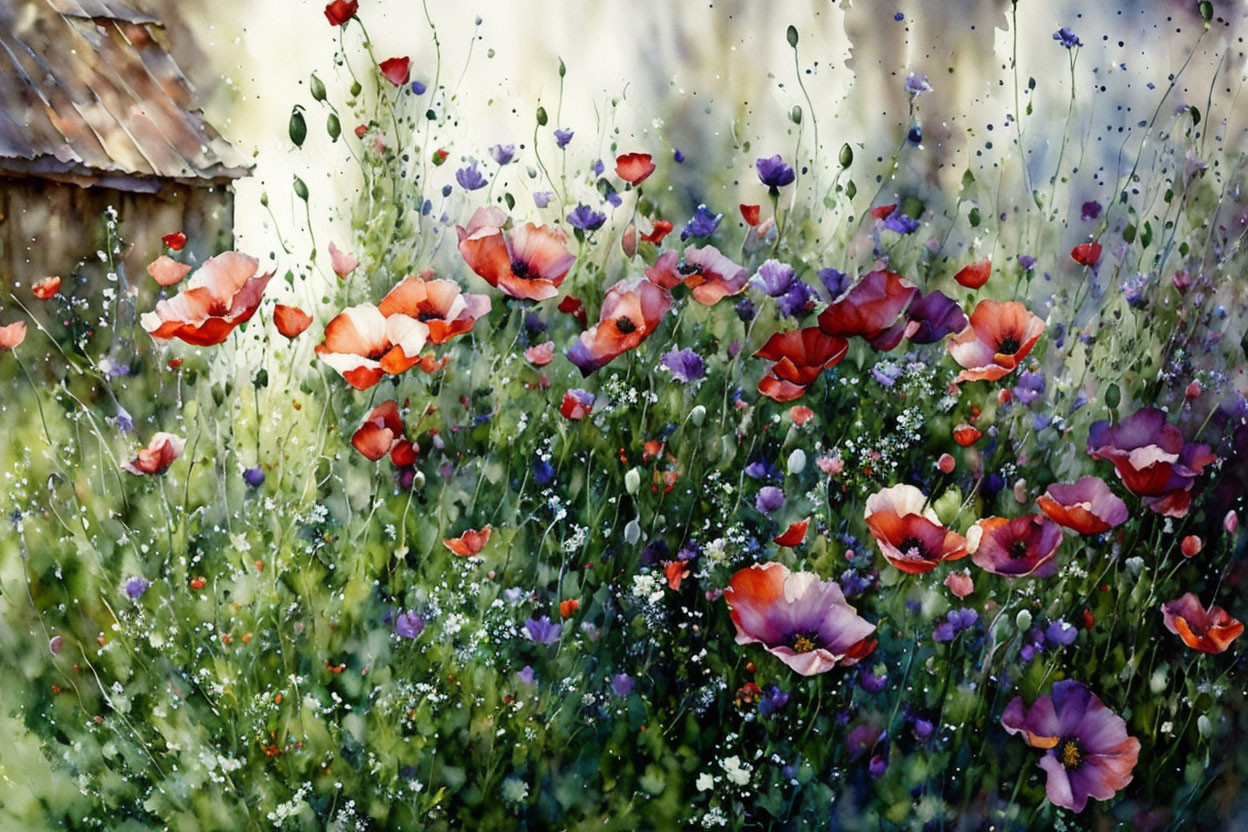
[0,0,252,192]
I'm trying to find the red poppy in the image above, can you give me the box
[316,303,429,388]
[773,518,810,547]
[789,405,814,426]
[557,294,588,325]
[944,571,974,598]
[755,327,848,402]
[274,305,313,339]
[32,276,60,300]
[644,245,748,306]
[1071,242,1102,266]
[739,204,761,226]
[456,207,575,301]
[816,270,918,351]
[615,152,655,185]
[324,0,358,26]
[560,389,596,420]
[565,279,672,375]
[123,432,184,475]
[162,231,187,251]
[947,299,1045,383]
[952,424,982,446]
[148,255,192,287]
[864,484,968,574]
[0,321,27,350]
[953,258,991,290]
[444,525,492,557]
[377,271,491,344]
[558,599,581,618]
[665,560,690,590]
[640,220,673,244]
[1035,476,1128,535]
[351,401,405,461]
[869,204,897,219]
[141,252,273,346]
[1161,593,1243,654]
[379,56,411,86]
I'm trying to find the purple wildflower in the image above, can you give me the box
[567,204,606,231]
[905,72,933,96]
[455,162,488,191]
[243,467,266,488]
[756,486,785,515]
[881,212,920,235]
[756,154,796,191]
[491,144,516,165]
[524,616,563,645]
[554,129,574,149]
[1053,27,1082,49]
[680,204,722,240]
[124,577,151,600]
[395,610,426,639]
[751,259,796,296]
[661,348,706,383]
[1081,200,1102,221]
[611,674,635,697]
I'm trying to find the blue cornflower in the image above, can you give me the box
[567,204,606,231]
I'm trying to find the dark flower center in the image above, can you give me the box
[1009,540,1029,560]
[511,259,531,279]
[417,310,441,322]
[615,317,638,335]
[899,536,927,559]
[677,261,702,277]
[790,632,819,653]
[997,335,1021,354]
[1057,737,1082,769]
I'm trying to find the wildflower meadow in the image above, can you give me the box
[0,1,1246,829]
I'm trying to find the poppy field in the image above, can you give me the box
[1,2,1246,830]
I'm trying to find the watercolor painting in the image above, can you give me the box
[0,0,1246,829]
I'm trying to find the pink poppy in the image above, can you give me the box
[944,571,974,598]
[1161,593,1243,654]
[141,252,273,346]
[816,270,918,350]
[123,432,184,475]
[524,341,556,366]
[329,242,360,279]
[725,562,876,676]
[147,255,192,287]
[0,321,27,350]
[565,278,672,375]
[1036,476,1128,535]
[377,271,491,344]
[969,514,1063,577]
[644,245,748,305]
[947,299,1045,383]
[1002,680,1140,813]
[456,207,575,301]
[864,484,967,574]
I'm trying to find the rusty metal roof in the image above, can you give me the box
[0,0,252,192]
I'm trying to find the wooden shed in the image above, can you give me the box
[0,0,250,283]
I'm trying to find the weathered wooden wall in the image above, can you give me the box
[0,176,234,288]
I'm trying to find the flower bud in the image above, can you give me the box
[624,518,641,545]
[1225,510,1239,535]
[1198,714,1212,739]
[1015,610,1033,631]
[1181,535,1203,557]
[786,449,807,475]
[624,467,641,494]
[690,405,706,426]
[937,453,956,474]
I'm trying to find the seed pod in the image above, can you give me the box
[786,25,799,48]
[289,107,307,147]
[310,73,327,102]
[690,405,706,426]
[625,468,641,495]
[536,106,548,127]
[293,175,309,202]
[327,112,341,141]
[1015,610,1033,631]
[839,143,853,168]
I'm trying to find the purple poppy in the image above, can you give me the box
[524,616,563,645]
[756,486,785,515]
[661,348,706,383]
[1002,680,1140,812]
[1011,370,1046,406]
[969,515,1063,577]
[395,610,426,639]
[817,270,918,351]
[1081,201,1102,221]
[777,281,815,318]
[724,562,876,675]
[752,259,796,296]
[567,204,606,231]
[1036,476,1129,535]
[1087,407,1217,517]
[756,154,796,191]
[455,163,488,191]
[818,267,852,300]
[905,289,967,344]
[491,144,516,166]
[680,204,723,240]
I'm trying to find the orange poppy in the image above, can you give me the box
[274,305,313,338]
[947,299,1045,383]
[444,526,492,557]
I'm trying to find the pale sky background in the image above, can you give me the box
[158,0,1247,278]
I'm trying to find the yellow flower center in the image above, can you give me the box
[1058,738,1082,769]
[792,634,816,654]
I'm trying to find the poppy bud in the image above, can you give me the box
[1198,714,1212,739]
[1225,510,1239,535]
[786,449,807,475]
[1015,610,1033,631]
[1012,478,1028,504]
[289,107,307,147]
[937,453,956,474]
[624,518,641,545]
[625,468,641,494]
[839,143,853,168]
[1181,535,1203,557]
[1185,381,1202,399]
[690,405,706,426]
